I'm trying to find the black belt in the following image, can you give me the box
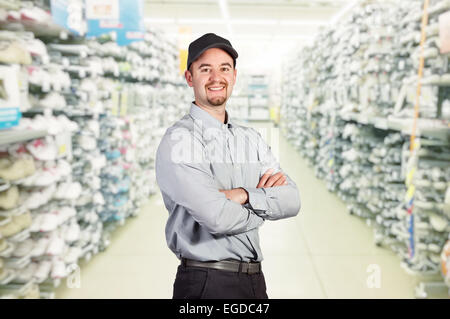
[181,258,261,275]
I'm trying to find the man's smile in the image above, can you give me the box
[208,86,225,91]
[207,84,226,92]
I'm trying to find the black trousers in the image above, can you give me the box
[173,264,269,299]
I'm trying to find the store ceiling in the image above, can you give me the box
[144,0,357,72]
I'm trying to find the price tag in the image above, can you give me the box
[59,144,67,155]
[328,158,334,167]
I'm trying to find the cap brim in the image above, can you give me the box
[188,43,238,69]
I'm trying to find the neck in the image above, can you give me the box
[194,101,227,124]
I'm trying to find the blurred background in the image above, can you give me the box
[0,0,448,299]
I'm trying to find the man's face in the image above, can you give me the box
[185,48,237,108]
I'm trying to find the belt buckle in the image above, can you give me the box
[241,261,250,274]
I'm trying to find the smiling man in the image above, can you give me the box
[156,33,301,299]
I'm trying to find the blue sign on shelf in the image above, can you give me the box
[0,108,22,130]
[407,213,415,259]
[86,0,145,46]
[50,0,86,36]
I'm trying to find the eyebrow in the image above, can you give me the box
[197,63,232,69]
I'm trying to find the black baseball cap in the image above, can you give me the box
[187,33,238,71]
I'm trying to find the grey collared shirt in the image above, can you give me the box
[155,103,301,262]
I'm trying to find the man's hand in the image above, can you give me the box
[257,168,288,188]
[219,169,287,204]
[219,188,248,205]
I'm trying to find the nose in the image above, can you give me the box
[209,68,221,82]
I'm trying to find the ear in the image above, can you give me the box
[232,68,237,85]
[185,70,193,87]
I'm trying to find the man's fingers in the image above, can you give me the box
[219,189,231,200]
[273,175,287,187]
[257,169,288,188]
[257,169,274,188]
[264,172,285,187]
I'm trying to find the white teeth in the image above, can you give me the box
[208,87,224,91]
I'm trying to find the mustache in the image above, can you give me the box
[205,81,228,87]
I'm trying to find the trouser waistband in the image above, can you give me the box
[181,258,261,274]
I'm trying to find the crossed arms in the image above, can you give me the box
[155,129,301,236]
[219,169,289,204]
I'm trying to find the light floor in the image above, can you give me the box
[55,122,446,299]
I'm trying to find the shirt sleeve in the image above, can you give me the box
[155,128,265,236]
[242,129,301,220]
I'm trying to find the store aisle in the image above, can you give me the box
[54,193,179,298]
[259,125,421,299]
[55,123,422,299]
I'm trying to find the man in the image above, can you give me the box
[156,33,301,299]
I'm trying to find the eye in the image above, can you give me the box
[221,67,230,72]
[200,68,210,73]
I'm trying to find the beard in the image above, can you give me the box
[207,95,227,106]
[206,81,228,106]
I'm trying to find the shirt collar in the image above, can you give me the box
[189,102,233,130]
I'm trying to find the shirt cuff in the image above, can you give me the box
[242,187,268,213]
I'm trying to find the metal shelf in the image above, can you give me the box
[0,269,16,286]
[0,205,29,217]
[0,242,14,258]
[0,8,82,40]
[249,105,269,109]
[402,0,450,25]
[0,129,47,146]
[0,279,35,298]
[339,112,450,142]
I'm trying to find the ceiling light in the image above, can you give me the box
[231,19,278,25]
[217,0,233,37]
[218,0,230,20]
[144,18,176,24]
[329,0,359,25]
[280,20,327,26]
[231,34,314,40]
[177,19,225,25]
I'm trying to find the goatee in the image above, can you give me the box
[207,96,226,106]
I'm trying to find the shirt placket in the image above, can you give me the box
[226,127,243,187]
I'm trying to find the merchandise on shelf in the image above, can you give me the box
[0,1,190,299]
[281,0,450,297]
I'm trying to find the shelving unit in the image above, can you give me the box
[248,74,270,121]
[0,130,48,146]
[281,0,450,298]
[0,2,189,299]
